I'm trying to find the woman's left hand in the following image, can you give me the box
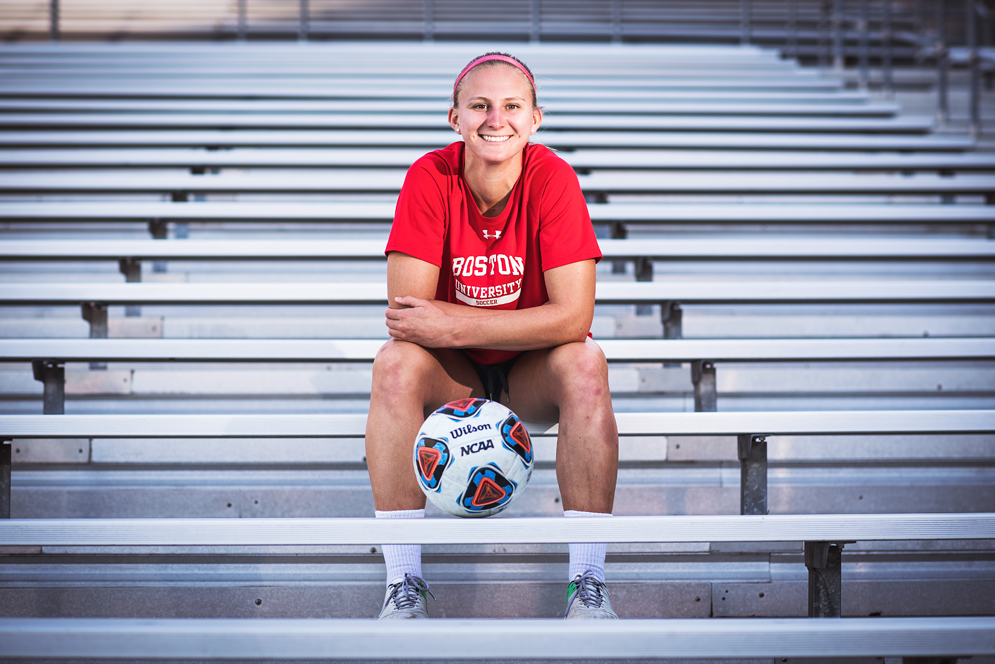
[385,295,458,348]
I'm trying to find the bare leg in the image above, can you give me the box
[365,339,483,511]
[506,338,618,513]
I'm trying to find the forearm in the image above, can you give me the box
[385,257,597,351]
[441,301,592,350]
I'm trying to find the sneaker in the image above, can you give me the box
[564,570,618,619]
[377,573,434,620]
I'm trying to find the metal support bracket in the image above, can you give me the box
[81,303,108,370]
[609,220,627,275]
[737,434,767,515]
[858,0,869,88]
[804,541,851,617]
[81,303,108,339]
[786,0,798,57]
[936,1,949,124]
[236,0,247,40]
[661,301,683,340]
[49,0,59,42]
[691,361,717,412]
[424,0,435,40]
[119,258,141,283]
[634,256,653,316]
[831,0,844,70]
[299,0,309,41]
[818,0,830,68]
[740,0,751,44]
[529,0,539,42]
[148,218,170,273]
[119,258,142,318]
[661,302,683,368]
[149,218,169,238]
[1,441,10,519]
[882,0,893,97]
[610,0,622,43]
[967,0,980,137]
[32,361,65,415]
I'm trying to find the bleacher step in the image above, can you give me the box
[9,465,994,518]
[0,616,991,660]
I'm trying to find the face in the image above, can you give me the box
[448,64,542,168]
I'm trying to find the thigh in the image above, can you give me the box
[421,347,488,415]
[503,338,609,423]
[371,340,485,417]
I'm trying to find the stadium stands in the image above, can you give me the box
[0,22,993,663]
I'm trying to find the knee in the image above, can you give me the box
[371,339,434,400]
[548,339,611,401]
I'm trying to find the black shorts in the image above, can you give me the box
[464,352,520,404]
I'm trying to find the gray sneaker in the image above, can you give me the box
[564,570,618,619]
[377,573,434,620]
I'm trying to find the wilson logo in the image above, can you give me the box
[450,423,493,439]
[461,439,495,457]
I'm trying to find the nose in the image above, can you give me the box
[485,106,505,127]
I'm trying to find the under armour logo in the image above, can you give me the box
[482,230,502,239]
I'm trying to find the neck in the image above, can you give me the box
[463,147,524,217]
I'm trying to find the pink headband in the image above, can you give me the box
[453,55,535,98]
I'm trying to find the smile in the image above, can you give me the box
[480,135,512,143]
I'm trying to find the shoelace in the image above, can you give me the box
[569,570,609,609]
[387,573,435,610]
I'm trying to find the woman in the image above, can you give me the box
[366,52,619,620]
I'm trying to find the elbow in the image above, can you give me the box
[555,310,594,345]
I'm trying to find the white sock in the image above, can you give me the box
[564,510,611,584]
[375,509,424,585]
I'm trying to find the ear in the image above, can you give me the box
[448,107,460,134]
[531,106,543,134]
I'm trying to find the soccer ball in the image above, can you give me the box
[413,398,534,518]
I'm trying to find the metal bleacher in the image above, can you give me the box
[0,26,994,664]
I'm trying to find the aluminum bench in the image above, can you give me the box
[4,510,994,546]
[3,279,991,339]
[3,236,993,294]
[0,63,808,78]
[0,88,869,103]
[3,237,992,267]
[10,280,987,305]
[0,67,840,83]
[0,76,848,93]
[0,113,935,133]
[2,408,993,520]
[2,170,989,196]
[0,99,903,118]
[3,202,993,231]
[0,615,992,660]
[0,410,995,520]
[0,130,973,151]
[7,227,991,297]
[0,68,840,85]
[5,148,995,172]
[0,42,783,58]
[4,333,992,411]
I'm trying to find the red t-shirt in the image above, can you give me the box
[385,141,602,365]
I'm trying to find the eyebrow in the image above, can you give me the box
[465,95,527,103]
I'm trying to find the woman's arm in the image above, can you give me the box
[385,251,595,350]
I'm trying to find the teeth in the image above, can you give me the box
[481,135,511,142]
